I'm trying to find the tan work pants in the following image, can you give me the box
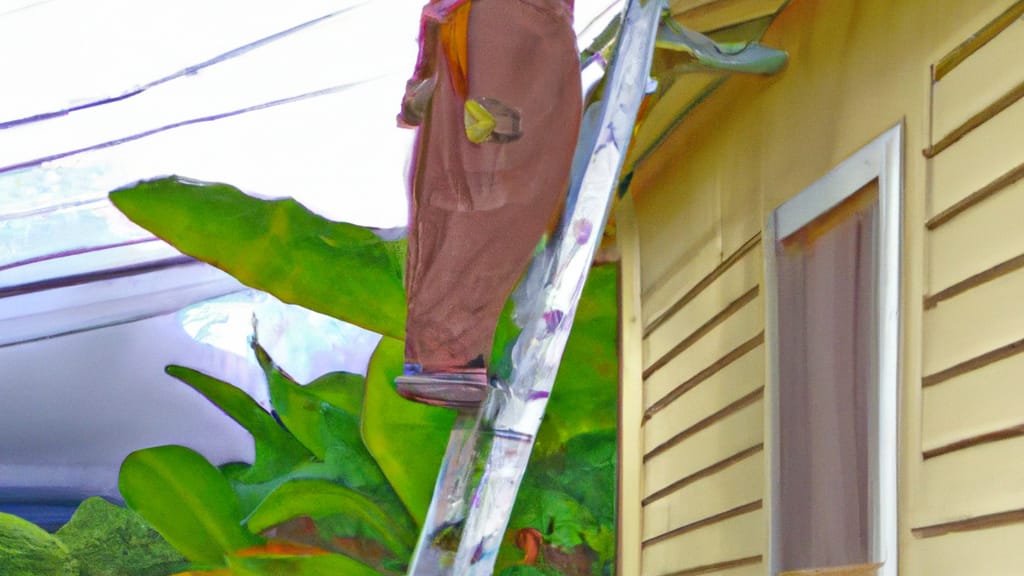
[405,0,581,371]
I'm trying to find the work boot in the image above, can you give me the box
[395,363,490,409]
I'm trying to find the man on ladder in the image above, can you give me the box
[395,0,582,409]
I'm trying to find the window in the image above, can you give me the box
[765,125,902,576]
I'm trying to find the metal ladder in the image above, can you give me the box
[406,1,665,573]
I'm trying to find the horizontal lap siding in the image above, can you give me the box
[642,238,723,329]
[638,222,765,575]
[643,244,764,419]
[907,522,1024,575]
[643,447,763,540]
[644,247,761,369]
[927,93,1024,218]
[637,169,721,326]
[931,17,1024,141]
[922,266,1024,375]
[922,352,1024,453]
[644,399,763,497]
[916,7,1024,571]
[642,509,764,576]
[916,436,1024,526]
[926,176,1024,294]
[644,296,764,412]
[644,343,763,450]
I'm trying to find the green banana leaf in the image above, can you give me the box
[110,175,620,562]
[109,176,407,340]
[165,365,314,483]
[302,370,366,416]
[533,264,619,454]
[244,479,415,560]
[250,340,333,460]
[228,460,373,524]
[250,339,415,534]
[226,551,382,576]
[119,445,261,565]
[655,19,787,74]
[358,267,617,526]
[360,336,454,528]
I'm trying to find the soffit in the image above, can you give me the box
[622,0,791,179]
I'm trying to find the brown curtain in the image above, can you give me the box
[776,181,878,571]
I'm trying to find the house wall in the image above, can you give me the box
[617,0,1024,574]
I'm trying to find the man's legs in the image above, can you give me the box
[400,0,581,408]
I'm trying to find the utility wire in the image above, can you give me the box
[0,0,61,18]
[0,237,162,275]
[0,196,108,223]
[0,78,377,175]
[0,2,365,130]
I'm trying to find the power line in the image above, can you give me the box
[0,2,365,130]
[0,78,377,175]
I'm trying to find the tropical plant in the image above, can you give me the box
[118,339,417,575]
[108,176,619,575]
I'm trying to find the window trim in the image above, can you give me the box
[764,123,903,576]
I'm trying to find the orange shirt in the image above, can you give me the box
[415,0,574,99]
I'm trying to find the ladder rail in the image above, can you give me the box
[407,1,665,573]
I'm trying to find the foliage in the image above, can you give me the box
[497,429,618,575]
[119,341,420,575]
[0,498,189,576]
[533,265,619,455]
[55,497,188,576]
[361,335,455,523]
[119,445,262,565]
[225,549,382,576]
[109,177,407,340]
[163,365,312,486]
[500,565,565,576]
[108,176,619,575]
[0,511,77,576]
[244,479,414,559]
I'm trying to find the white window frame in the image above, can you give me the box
[763,124,902,576]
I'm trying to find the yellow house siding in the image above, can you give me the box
[645,338,763,452]
[926,97,1024,225]
[643,239,762,371]
[644,293,763,414]
[643,510,764,576]
[618,196,646,576]
[634,188,765,573]
[617,0,1024,573]
[644,445,763,537]
[905,522,1024,576]
[637,167,723,325]
[914,436,1024,526]
[914,4,1024,569]
[921,353,1024,453]
[925,176,1024,296]
[645,398,763,496]
[921,266,1024,375]
[929,12,1024,141]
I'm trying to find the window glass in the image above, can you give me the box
[775,181,879,572]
